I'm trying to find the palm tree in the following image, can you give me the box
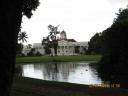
[17,32,28,56]
[18,31,28,42]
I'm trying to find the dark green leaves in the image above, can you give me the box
[22,0,40,18]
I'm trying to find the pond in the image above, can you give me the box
[18,62,106,85]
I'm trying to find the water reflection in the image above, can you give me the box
[21,62,103,85]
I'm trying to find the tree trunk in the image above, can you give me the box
[0,0,22,96]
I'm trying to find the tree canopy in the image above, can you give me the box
[98,8,128,88]
[87,33,102,54]
[22,0,40,18]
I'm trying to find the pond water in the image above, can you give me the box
[19,62,105,85]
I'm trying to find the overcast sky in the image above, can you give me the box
[21,0,127,44]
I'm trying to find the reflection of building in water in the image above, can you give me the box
[22,30,88,56]
[39,62,77,81]
[22,62,103,84]
[59,63,77,80]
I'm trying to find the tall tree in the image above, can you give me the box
[48,25,60,56]
[0,0,39,96]
[98,8,128,88]
[42,25,60,56]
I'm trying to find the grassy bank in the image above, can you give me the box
[16,55,101,64]
[11,77,128,96]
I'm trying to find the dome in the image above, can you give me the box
[60,30,67,39]
[61,30,66,34]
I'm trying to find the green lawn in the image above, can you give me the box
[16,55,101,64]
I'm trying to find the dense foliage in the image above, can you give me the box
[98,8,128,88]
[87,33,102,54]
[22,0,40,18]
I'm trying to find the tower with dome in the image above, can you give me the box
[60,30,67,40]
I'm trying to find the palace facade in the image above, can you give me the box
[22,30,88,56]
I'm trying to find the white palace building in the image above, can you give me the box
[22,30,88,56]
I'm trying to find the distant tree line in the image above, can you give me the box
[27,48,42,56]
